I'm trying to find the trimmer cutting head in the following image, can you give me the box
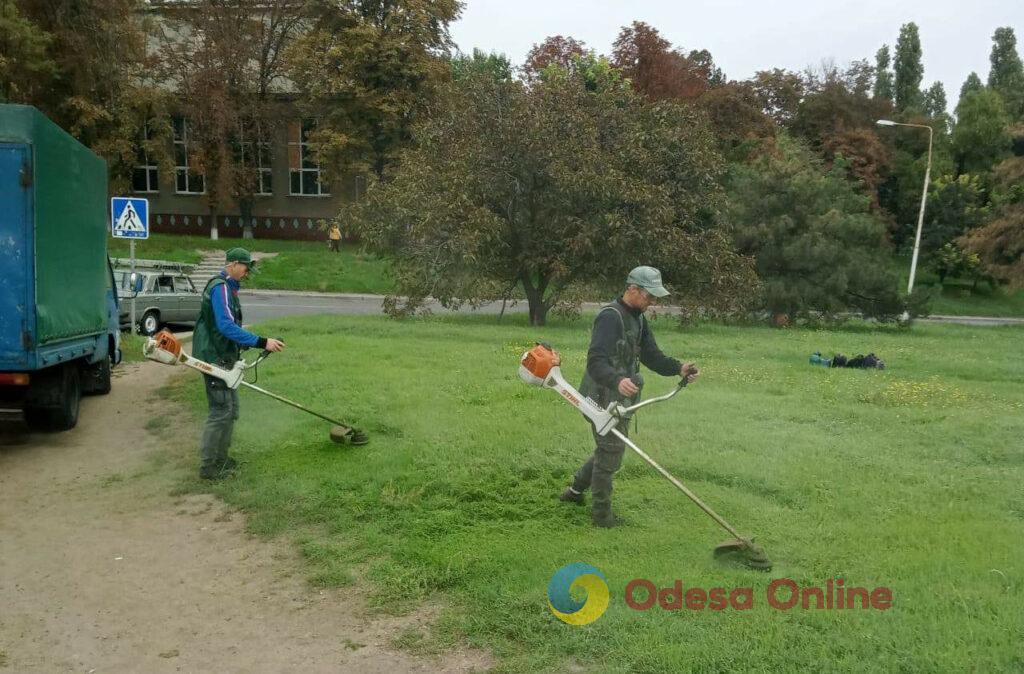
[713,538,773,571]
[330,425,369,445]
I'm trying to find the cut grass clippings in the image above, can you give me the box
[170,313,1024,672]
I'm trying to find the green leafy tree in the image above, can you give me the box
[930,242,984,287]
[960,72,983,99]
[728,135,915,322]
[153,0,304,238]
[790,61,894,202]
[923,174,988,254]
[894,22,924,113]
[699,82,775,161]
[959,157,1024,288]
[286,0,462,181]
[923,82,947,117]
[452,48,512,82]
[3,0,159,193]
[874,45,894,101]
[952,88,1011,174]
[987,27,1024,120]
[0,1,57,103]
[350,68,756,325]
[749,68,804,126]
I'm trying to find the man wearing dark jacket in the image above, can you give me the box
[560,266,699,527]
[192,248,285,480]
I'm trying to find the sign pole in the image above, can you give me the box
[111,197,149,335]
[130,239,136,332]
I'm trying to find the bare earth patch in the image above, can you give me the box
[0,362,491,673]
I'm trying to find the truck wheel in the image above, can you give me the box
[83,357,112,395]
[24,363,81,431]
[49,363,81,431]
[140,310,160,336]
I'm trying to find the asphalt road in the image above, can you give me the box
[238,291,1024,327]
[155,290,1024,330]
[238,291,540,323]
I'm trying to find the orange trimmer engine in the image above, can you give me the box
[155,330,182,357]
[145,329,184,365]
[518,343,561,386]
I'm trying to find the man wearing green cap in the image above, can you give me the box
[192,248,285,480]
[560,265,699,527]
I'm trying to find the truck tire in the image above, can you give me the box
[82,357,112,395]
[140,310,161,336]
[25,363,81,431]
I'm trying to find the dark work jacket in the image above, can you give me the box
[578,297,681,407]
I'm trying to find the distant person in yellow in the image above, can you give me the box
[328,223,341,252]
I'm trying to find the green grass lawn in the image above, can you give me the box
[924,279,1024,318]
[162,313,1024,672]
[117,331,147,363]
[893,257,1024,318]
[108,233,393,294]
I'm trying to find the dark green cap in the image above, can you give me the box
[226,247,258,272]
[626,265,669,297]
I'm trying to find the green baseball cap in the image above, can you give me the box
[626,265,669,297]
[226,247,258,272]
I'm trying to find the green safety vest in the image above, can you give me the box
[578,300,645,408]
[192,277,244,367]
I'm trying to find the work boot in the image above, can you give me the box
[592,511,627,528]
[559,487,585,505]
[199,465,225,481]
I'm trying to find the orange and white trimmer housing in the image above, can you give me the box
[518,342,561,386]
[143,329,246,389]
[519,343,618,435]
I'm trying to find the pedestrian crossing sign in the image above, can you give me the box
[111,197,149,239]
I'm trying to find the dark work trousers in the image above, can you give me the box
[571,419,629,518]
[200,374,240,470]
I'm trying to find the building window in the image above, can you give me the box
[131,123,159,193]
[257,138,273,195]
[288,119,329,196]
[173,116,205,195]
[239,125,273,196]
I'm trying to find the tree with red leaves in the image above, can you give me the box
[611,21,719,102]
[523,35,587,80]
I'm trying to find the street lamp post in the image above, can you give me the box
[877,119,934,297]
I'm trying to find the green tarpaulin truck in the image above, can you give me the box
[0,104,122,430]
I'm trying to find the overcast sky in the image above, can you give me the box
[450,0,1023,105]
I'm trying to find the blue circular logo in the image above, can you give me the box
[547,563,610,625]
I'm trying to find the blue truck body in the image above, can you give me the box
[0,105,121,430]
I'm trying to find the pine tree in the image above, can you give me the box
[894,23,924,113]
[987,27,1024,120]
[874,45,894,101]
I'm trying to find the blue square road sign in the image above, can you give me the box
[111,197,149,239]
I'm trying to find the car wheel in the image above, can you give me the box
[140,310,160,336]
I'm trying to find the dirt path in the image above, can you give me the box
[0,362,490,673]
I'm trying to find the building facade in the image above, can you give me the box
[132,116,362,241]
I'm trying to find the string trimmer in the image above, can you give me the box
[143,330,368,445]
[519,343,771,571]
